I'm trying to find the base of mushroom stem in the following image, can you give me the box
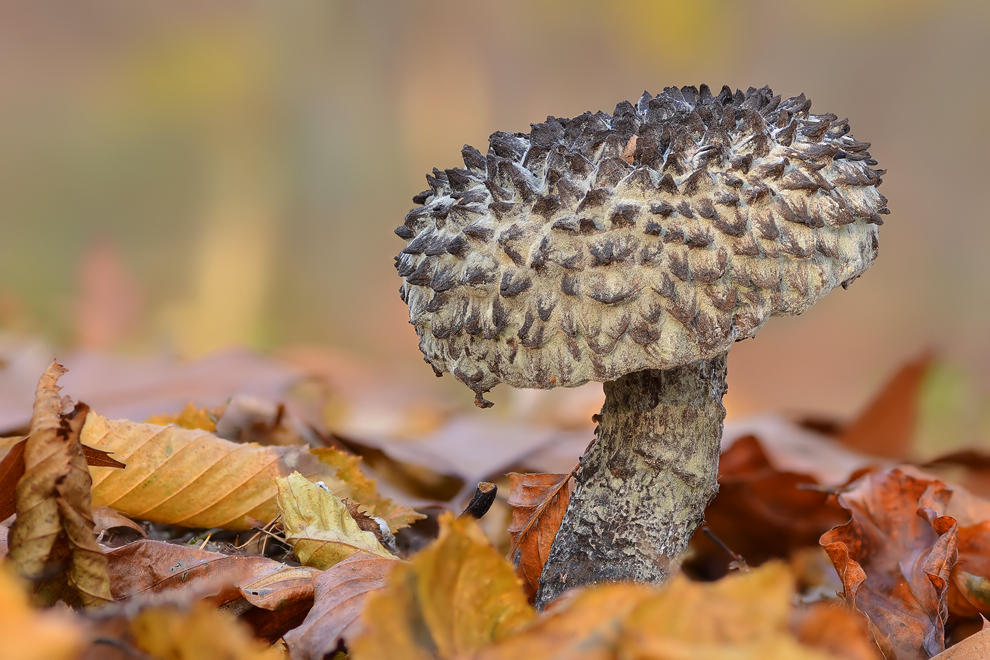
[534,355,728,610]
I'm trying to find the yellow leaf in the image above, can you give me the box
[619,562,841,660]
[276,473,396,569]
[312,447,424,530]
[0,568,84,660]
[144,401,223,432]
[351,513,534,659]
[130,601,285,660]
[8,361,112,607]
[81,412,419,530]
[474,583,654,660]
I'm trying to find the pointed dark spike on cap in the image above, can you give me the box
[395,225,415,239]
[803,120,831,143]
[657,173,678,194]
[717,85,734,106]
[733,89,746,106]
[614,100,637,117]
[777,121,797,147]
[412,190,433,205]
[637,91,653,113]
[680,85,699,106]
[698,84,714,105]
[461,145,487,172]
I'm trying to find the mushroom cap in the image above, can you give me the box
[395,85,888,405]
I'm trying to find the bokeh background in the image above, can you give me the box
[1,0,988,430]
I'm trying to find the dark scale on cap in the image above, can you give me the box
[394,85,888,405]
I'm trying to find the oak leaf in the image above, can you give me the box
[506,471,573,601]
[81,412,420,530]
[351,513,535,659]
[820,468,958,660]
[276,472,396,569]
[284,553,396,660]
[8,361,112,607]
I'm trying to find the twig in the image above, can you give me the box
[701,527,751,572]
[459,482,498,519]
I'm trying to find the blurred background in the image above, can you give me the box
[1,0,988,434]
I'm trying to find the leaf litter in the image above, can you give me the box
[2,351,990,658]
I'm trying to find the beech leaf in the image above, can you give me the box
[506,471,574,601]
[8,361,112,608]
[351,513,535,659]
[284,553,396,660]
[275,472,396,569]
[81,412,420,530]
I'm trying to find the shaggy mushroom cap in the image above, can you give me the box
[395,85,888,405]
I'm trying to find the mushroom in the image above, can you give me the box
[394,85,888,607]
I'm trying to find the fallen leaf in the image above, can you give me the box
[284,553,395,659]
[351,513,535,659]
[473,582,654,660]
[238,566,321,643]
[145,401,223,432]
[82,412,418,530]
[106,538,286,605]
[92,506,146,538]
[692,435,849,577]
[932,628,990,659]
[795,602,883,660]
[821,468,958,660]
[0,568,84,660]
[276,472,396,569]
[130,601,284,660]
[837,352,933,460]
[619,562,839,660]
[506,472,574,601]
[8,361,112,607]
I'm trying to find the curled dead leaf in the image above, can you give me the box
[506,472,574,602]
[820,468,958,660]
[284,553,396,660]
[8,361,112,608]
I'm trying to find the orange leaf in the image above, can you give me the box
[284,553,395,659]
[506,472,574,602]
[130,601,283,660]
[838,352,933,460]
[820,468,958,660]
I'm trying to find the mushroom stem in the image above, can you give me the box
[534,354,728,609]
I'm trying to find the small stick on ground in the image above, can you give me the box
[702,527,750,572]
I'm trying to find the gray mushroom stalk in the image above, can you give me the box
[394,85,887,608]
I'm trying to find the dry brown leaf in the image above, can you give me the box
[82,412,419,530]
[506,471,574,602]
[619,562,839,660]
[473,582,654,660]
[0,568,84,660]
[838,352,932,460]
[821,468,958,660]
[932,628,990,659]
[105,538,286,605]
[8,361,112,608]
[92,505,146,538]
[692,434,849,577]
[795,602,884,660]
[276,472,396,568]
[130,601,285,660]
[351,513,535,659]
[238,566,321,644]
[284,553,395,660]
